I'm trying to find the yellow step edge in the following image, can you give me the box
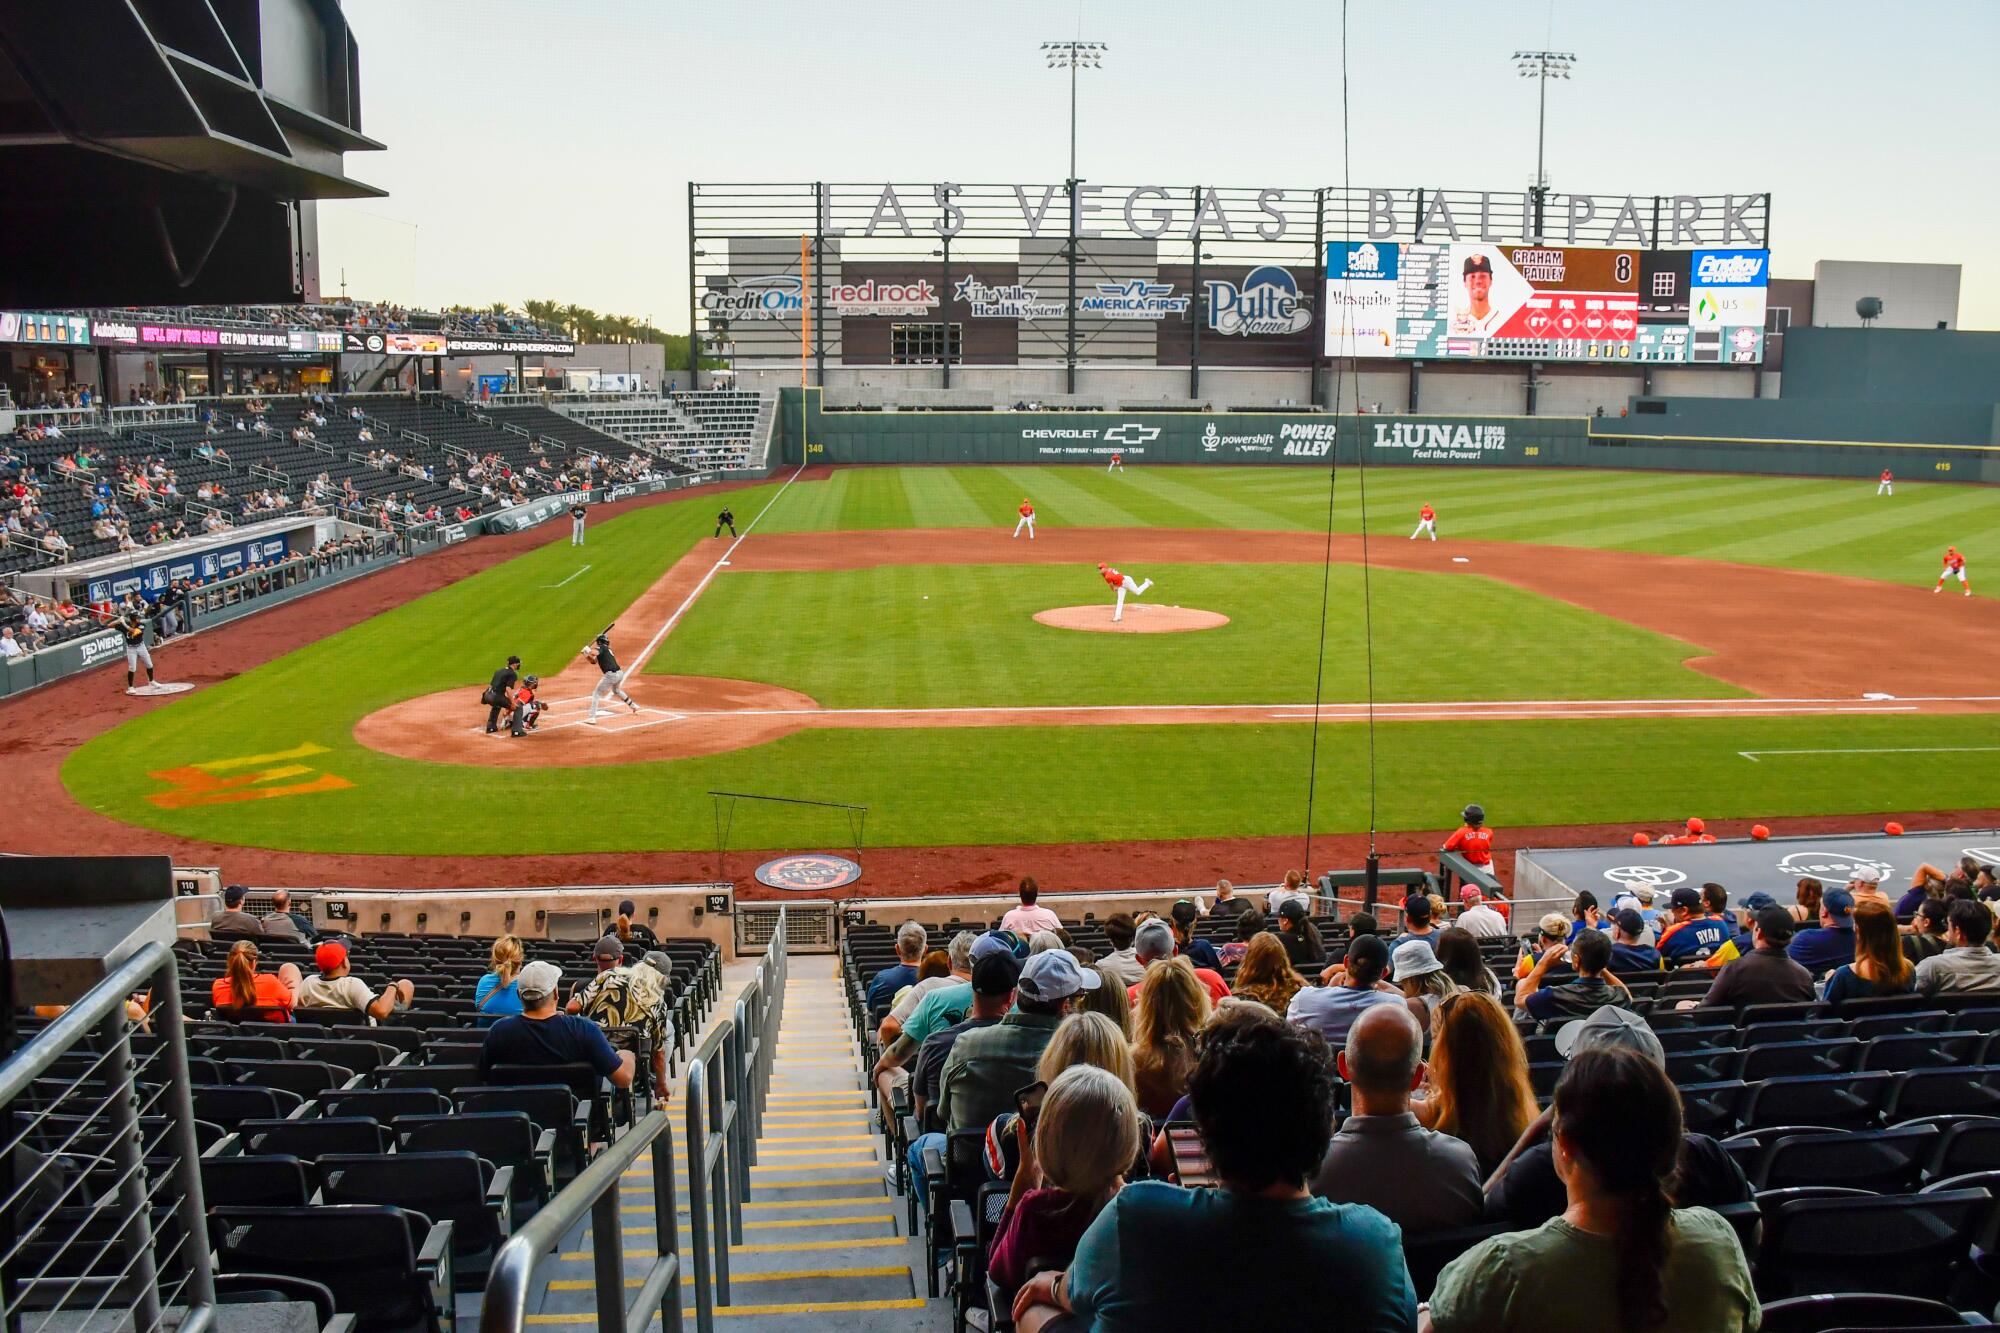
[618,1195,888,1210]
[598,1235,908,1253]
[527,1302,925,1322]
[546,1265,909,1289]
[621,1212,894,1228]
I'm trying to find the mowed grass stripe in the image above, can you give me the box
[62,465,2000,860]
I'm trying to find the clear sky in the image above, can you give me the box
[319,0,2000,332]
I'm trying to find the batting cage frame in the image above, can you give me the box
[709,789,869,887]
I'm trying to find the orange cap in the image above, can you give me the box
[1750,824,1771,840]
[1631,832,1651,847]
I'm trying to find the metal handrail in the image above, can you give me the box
[478,1109,681,1333]
[481,911,786,1333]
[0,939,215,1331]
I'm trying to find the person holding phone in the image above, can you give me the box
[989,1066,1141,1306]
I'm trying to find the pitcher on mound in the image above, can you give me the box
[1099,562,1152,622]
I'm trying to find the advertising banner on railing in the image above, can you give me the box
[83,534,291,604]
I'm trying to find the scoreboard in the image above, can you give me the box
[1324,241,1768,365]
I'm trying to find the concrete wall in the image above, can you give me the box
[1812,260,1962,329]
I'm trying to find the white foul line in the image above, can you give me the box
[1740,744,2000,763]
[624,463,810,678]
[543,564,592,589]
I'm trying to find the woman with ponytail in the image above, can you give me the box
[1422,1045,1755,1332]
[476,935,527,1017]
[208,940,301,1022]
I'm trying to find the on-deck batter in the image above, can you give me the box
[1098,562,1153,622]
[120,608,156,693]
[583,631,641,722]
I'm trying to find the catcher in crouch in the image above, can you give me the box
[583,629,640,723]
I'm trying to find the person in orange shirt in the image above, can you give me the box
[1877,468,1893,497]
[1411,502,1437,541]
[1936,547,1970,596]
[1106,451,1124,473]
[1098,563,1153,623]
[1443,803,1496,880]
[1013,498,1036,540]
[508,674,543,737]
[210,940,301,1021]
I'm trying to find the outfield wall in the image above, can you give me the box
[774,389,2000,483]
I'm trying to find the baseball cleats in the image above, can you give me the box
[628,700,641,714]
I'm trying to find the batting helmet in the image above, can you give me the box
[1462,804,1484,825]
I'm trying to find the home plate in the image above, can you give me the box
[127,681,194,696]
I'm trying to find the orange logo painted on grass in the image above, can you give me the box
[146,742,355,809]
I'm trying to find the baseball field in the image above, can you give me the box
[45,463,2000,886]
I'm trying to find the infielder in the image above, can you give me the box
[714,506,737,538]
[1411,502,1437,541]
[1878,469,1894,497]
[1013,498,1036,540]
[1936,547,1971,596]
[570,502,587,546]
[119,608,156,693]
[1098,562,1152,622]
[1106,452,1124,474]
[583,630,640,722]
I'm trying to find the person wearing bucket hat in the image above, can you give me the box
[1481,1006,1753,1232]
[1390,940,1458,1035]
[937,951,1096,1133]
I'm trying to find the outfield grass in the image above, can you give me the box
[657,563,1740,707]
[59,465,2000,857]
[764,465,1994,594]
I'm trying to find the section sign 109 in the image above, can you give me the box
[1324,242,1767,365]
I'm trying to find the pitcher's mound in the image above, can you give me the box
[1034,604,1230,634]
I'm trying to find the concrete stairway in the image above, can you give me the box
[520,960,946,1330]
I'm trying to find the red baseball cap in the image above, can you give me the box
[1631,832,1651,846]
[1750,824,1771,840]
[1459,885,1482,903]
[313,941,348,973]
[1685,817,1705,834]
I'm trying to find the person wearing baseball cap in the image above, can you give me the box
[1686,907,1813,1010]
[1845,866,1891,912]
[1607,909,1661,973]
[1656,887,1731,966]
[295,939,416,1022]
[1443,803,1499,888]
[478,958,636,1094]
[208,884,264,939]
[1514,928,1635,1023]
[1484,1006,1753,1228]
[1513,913,1575,983]
[936,950,1096,1134]
[1450,252,1501,335]
[1453,884,1509,939]
[1786,888,1858,978]
[902,952,1024,1202]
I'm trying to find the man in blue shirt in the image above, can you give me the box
[1656,887,1732,966]
[865,921,927,1012]
[1732,891,1778,954]
[478,961,635,1090]
[1607,909,1662,973]
[1787,888,1858,977]
[1009,1014,1416,1330]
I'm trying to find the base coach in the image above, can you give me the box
[482,654,522,734]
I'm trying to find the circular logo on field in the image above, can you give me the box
[1774,850,1895,884]
[755,854,863,892]
[1602,865,1688,889]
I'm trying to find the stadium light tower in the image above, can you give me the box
[1042,40,1106,183]
[1513,49,1575,198]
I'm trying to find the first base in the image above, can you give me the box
[127,681,194,697]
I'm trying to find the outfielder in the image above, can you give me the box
[570,502,587,546]
[583,630,640,722]
[1106,452,1124,474]
[120,608,156,693]
[1013,498,1036,540]
[1411,502,1437,541]
[1936,547,1971,596]
[1878,469,1894,497]
[1099,562,1152,622]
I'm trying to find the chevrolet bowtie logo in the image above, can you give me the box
[1102,423,1162,446]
